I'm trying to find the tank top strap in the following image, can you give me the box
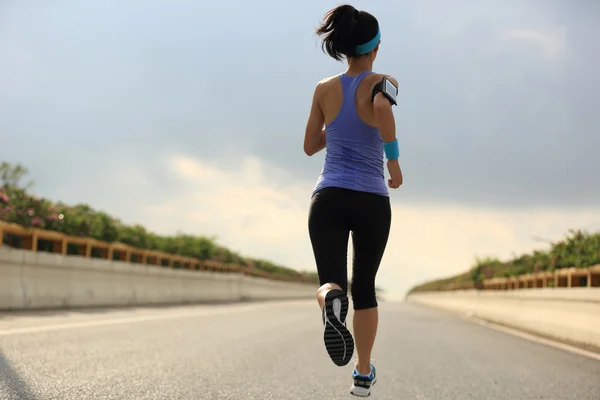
[339,71,374,118]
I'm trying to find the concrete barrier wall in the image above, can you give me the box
[407,289,600,351]
[0,246,315,311]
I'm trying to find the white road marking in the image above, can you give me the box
[0,301,309,337]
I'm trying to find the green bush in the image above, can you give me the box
[0,162,317,283]
[408,229,600,294]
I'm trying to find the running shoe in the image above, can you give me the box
[350,363,377,397]
[322,289,354,366]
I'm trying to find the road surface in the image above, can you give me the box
[0,300,599,399]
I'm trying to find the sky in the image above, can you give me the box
[1,0,599,299]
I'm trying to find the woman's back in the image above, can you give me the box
[313,71,389,197]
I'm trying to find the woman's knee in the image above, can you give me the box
[352,295,378,310]
[350,281,378,310]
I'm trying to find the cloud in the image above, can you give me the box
[1,0,599,211]
[141,155,311,263]
[503,27,567,59]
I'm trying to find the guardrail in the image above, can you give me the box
[415,265,600,293]
[0,220,309,284]
[482,266,600,290]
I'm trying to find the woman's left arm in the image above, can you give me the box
[303,83,326,156]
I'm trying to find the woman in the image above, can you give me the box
[304,4,403,397]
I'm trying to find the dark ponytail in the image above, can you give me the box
[316,5,379,61]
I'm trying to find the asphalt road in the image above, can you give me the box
[0,300,599,400]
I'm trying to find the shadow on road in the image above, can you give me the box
[0,349,37,400]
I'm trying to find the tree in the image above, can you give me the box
[375,286,386,301]
[0,161,34,189]
[0,161,321,283]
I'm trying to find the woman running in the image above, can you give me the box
[304,4,403,397]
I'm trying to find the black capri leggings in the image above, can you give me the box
[308,187,391,310]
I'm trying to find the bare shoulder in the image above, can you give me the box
[313,75,342,104]
[315,75,341,90]
[369,73,399,88]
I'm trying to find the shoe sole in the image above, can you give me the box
[323,289,354,367]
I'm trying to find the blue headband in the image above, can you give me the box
[355,28,381,55]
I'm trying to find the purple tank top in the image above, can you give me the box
[312,72,389,197]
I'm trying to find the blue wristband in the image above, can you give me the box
[383,139,399,160]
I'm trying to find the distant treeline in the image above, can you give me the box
[408,229,600,294]
[0,161,319,283]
